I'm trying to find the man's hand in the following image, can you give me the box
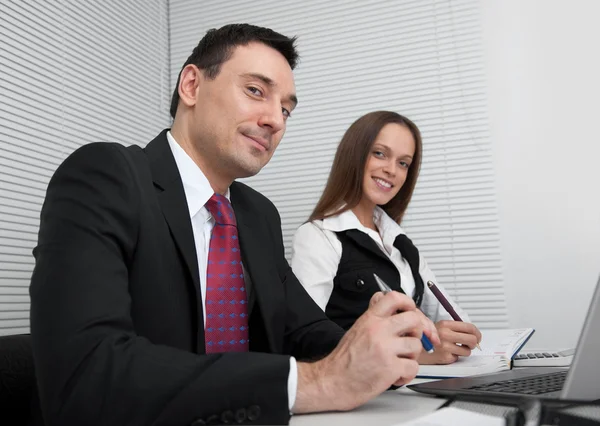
[292,291,438,413]
[418,320,482,365]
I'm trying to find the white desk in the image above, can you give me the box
[290,384,446,426]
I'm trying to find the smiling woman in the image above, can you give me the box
[291,111,482,366]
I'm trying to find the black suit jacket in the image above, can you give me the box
[29,130,344,426]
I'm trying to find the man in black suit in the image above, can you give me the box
[30,24,438,425]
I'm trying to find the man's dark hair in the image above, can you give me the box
[169,23,299,119]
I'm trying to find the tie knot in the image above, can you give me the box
[205,193,236,226]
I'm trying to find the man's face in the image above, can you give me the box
[191,42,297,180]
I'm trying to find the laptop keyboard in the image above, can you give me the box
[465,370,568,395]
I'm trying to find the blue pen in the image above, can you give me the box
[373,274,434,353]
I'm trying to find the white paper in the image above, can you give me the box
[396,407,505,426]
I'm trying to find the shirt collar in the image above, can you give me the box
[321,206,406,240]
[167,131,229,218]
[321,208,363,233]
[374,206,407,249]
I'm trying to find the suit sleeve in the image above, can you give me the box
[262,205,345,361]
[30,143,292,426]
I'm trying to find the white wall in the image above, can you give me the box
[169,0,600,347]
[481,0,600,348]
[168,0,511,328]
[0,1,170,334]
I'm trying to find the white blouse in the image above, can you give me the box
[291,207,469,323]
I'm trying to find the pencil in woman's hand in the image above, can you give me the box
[427,280,482,350]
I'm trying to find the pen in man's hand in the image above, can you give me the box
[427,280,482,350]
[373,274,434,353]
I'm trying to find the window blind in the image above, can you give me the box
[0,0,171,335]
[170,0,508,328]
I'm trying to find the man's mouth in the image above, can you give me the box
[242,133,270,152]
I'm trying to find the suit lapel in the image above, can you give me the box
[230,184,280,353]
[144,131,202,311]
[143,136,280,352]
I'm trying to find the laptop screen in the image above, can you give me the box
[561,274,600,399]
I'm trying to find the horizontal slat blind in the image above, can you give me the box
[170,0,508,327]
[0,0,171,335]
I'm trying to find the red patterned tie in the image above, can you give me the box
[204,193,249,353]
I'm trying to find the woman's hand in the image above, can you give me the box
[418,320,482,365]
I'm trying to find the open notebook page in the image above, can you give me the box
[477,328,535,357]
[416,328,534,377]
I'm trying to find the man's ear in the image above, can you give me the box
[178,64,201,108]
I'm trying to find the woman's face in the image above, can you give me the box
[361,123,416,208]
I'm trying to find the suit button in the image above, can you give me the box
[206,414,219,425]
[190,419,206,426]
[221,410,234,424]
[235,408,247,423]
[356,278,365,288]
[247,405,261,421]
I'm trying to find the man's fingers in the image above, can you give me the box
[389,311,423,339]
[391,358,419,387]
[421,315,441,346]
[369,291,416,317]
[369,291,385,308]
[389,335,422,360]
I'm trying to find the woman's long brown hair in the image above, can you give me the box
[308,110,422,224]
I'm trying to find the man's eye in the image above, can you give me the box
[282,108,292,118]
[247,87,263,96]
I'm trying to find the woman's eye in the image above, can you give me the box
[373,151,384,158]
[399,161,410,169]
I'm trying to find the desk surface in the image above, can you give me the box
[290,385,446,426]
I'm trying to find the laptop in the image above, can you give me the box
[408,274,600,401]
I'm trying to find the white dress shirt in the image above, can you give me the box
[167,132,297,411]
[291,207,469,323]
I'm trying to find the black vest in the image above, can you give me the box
[325,230,425,330]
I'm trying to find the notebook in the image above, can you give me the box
[408,273,600,401]
[417,328,535,378]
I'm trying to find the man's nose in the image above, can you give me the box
[257,103,285,134]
